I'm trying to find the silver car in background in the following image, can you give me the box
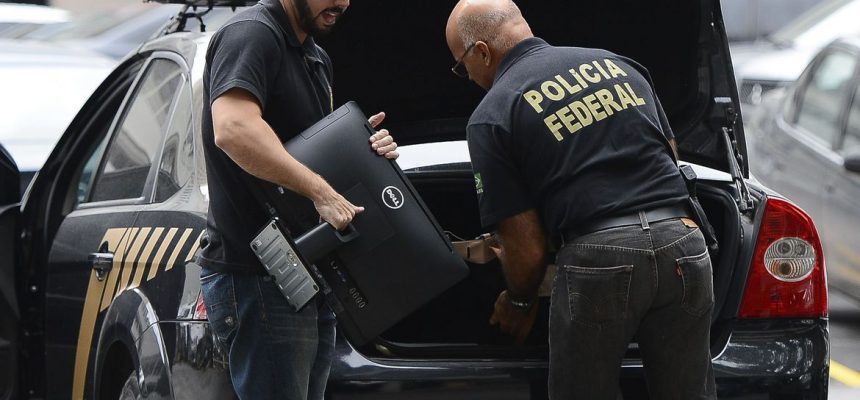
[733,0,860,111]
[747,36,860,299]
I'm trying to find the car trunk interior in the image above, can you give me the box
[362,168,741,360]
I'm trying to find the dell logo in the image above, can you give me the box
[382,186,404,209]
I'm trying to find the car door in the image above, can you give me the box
[42,55,187,399]
[823,76,860,296]
[765,48,858,230]
[0,145,19,400]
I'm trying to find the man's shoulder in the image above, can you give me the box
[468,87,519,129]
[544,44,616,61]
[213,6,281,43]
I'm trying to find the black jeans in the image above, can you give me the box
[549,217,716,399]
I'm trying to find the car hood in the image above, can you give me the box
[316,0,745,175]
[730,41,778,71]
[735,47,819,84]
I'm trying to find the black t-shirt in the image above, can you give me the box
[467,38,688,239]
[198,0,334,273]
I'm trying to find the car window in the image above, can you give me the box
[76,135,110,204]
[88,58,184,203]
[154,83,193,202]
[796,50,857,147]
[845,84,860,154]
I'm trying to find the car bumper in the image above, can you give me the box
[329,319,828,399]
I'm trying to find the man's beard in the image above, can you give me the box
[295,0,344,37]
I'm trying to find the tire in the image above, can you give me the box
[117,372,141,400]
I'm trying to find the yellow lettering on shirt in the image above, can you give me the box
[595,89,622,116]
[541,80,566,101]
[569,68,589,89]
[570,100,593,128]
[557,105,583,135]
[520,58,653,141]
[556,75,582,95]
[544,113,565,141]
[524,90,545,113]
[614,83,638,109]
[579,64,601,83]
[593,60,611,80]
[624,82,647,105]
[604,59,628,78]
[583,94,607,122]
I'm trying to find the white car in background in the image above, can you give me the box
[0,40,114,193]
[0,3,69,38]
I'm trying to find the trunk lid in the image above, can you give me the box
[318,0,746,176]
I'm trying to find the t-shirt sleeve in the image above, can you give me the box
[653,94,675,140]
[467,123,533,230]
[207,21,281,108]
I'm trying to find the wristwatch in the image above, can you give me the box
[508,294,535,311]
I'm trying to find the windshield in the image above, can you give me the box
[769,0,860,49]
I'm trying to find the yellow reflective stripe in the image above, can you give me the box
[100,228,137,312]
[165,228,194,271]
[831,360,860,387]
[141,227,166,282]
[129,227,163,289]
[116,228,149,296]
[184,230,204,262]
[149,227,178,280]
[72,228,126,400]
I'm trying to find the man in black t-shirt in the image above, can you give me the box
[197,0,399,399]
[446,1,716,398]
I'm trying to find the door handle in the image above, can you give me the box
[89,253,114,281]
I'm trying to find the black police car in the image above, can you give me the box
[0,0,829,398]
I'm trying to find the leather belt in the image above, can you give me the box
[560,203,691,244]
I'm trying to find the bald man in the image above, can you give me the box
[446,1,716,399]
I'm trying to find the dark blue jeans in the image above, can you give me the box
[549,217,716,399]
[200,269,336,400]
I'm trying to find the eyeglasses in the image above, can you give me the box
[451,42,476,78]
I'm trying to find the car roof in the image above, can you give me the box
[832,35,860,50]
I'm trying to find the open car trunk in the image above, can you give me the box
[362,165,742,360]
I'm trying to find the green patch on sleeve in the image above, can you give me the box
[474,172,484,194]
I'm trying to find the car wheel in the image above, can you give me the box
[117,372,140,400]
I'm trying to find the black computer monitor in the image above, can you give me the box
[257,102,469,346]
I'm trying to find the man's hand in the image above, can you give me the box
[368,112,398,160]
[313,187,363,231]
[489,290,538,345]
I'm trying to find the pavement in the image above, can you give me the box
[827,288,860,399]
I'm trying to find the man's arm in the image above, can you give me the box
[489,208,547,344]
[212,88,360,230]
[494,209,548,298]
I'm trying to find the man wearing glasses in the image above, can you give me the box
[446,0,716,399]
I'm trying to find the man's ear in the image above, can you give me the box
[476,40,492,66]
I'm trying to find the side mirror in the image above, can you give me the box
[844,153,860,173]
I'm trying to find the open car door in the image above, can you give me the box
[0,144,20,400]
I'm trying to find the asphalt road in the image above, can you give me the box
[827,288,860,399]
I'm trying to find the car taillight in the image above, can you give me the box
[193,292,208,320]
[739,197,827,318]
